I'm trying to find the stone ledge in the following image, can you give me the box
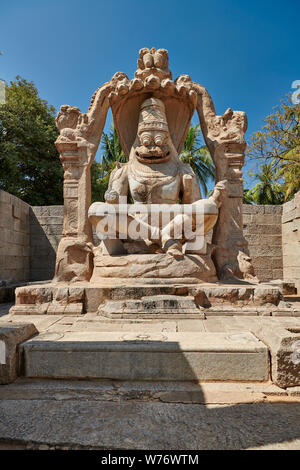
[0,378,291,403]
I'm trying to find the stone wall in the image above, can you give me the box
[282,192,300,290]
[30,206,64,281]
[243,204,283,281]
[0,190,30,282]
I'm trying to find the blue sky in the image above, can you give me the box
[1,0,299,187]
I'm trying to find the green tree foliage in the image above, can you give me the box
[91,125,127,202]
[243,189,254,205]
[90,161,110,203]
[247,96,300,203]
[101,125,127,172]
[246,162,284,205]
[179,124,215,196]
[0,76,64,205]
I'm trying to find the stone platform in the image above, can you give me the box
[9,280,300,318]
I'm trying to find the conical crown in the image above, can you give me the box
[138,98,169,134]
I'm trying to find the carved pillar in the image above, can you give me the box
[52,88,110,283]
[59,142,93,242]
[196,90,256,281]
[211,142,254,280]
[54,140,93,283]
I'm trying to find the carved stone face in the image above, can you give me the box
[133,97,175,164]
[135,129,172,164]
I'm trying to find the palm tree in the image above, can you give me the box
[277,159,300,201]
[248,162,284,205]
[243,189,254,204]
[179,124,215,196]
[90,125,127,202]
[101,125,127,173]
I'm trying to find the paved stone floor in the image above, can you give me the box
[1,305,300,449]
[1,306,300,334]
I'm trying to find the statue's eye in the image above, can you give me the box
[155,134,165,146]
[142,135,151,146]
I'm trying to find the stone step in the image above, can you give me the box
[100,295,205,318]
[21,331,269,382]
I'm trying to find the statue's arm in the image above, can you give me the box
[180,164,202,203]
[105,164,129,203]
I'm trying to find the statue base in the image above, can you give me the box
[91,253,218,284]
[9,280,297,318]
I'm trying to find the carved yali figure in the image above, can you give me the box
[53,47,256,283]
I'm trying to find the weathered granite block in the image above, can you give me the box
[0,323,38,384]
[253,325,300,388]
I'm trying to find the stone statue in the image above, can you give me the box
[88,97,226,262]
[53,47,256,284]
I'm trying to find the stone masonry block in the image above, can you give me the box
[251,214,282,225]
[41,224,63,235]
[253,324,300,388]
[282,199,295,214]
[251,257,282,270]
[49,206,64,217]
[273,269,283,279]
[272,257,283,269]
[264,205,282,215]
[37,216,64,226]
[0,322,38,384]
[246,224,281,235]
[282,209,296,224]
[242,205,265,214]
[246,235,282,246]
[250,245,282,257]
[254,269,273,281]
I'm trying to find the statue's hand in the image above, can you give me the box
[182,174,193,204]
[210,180,228,207]
[104,189,120,204]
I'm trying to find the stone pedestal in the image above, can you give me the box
[91,253,218,284]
